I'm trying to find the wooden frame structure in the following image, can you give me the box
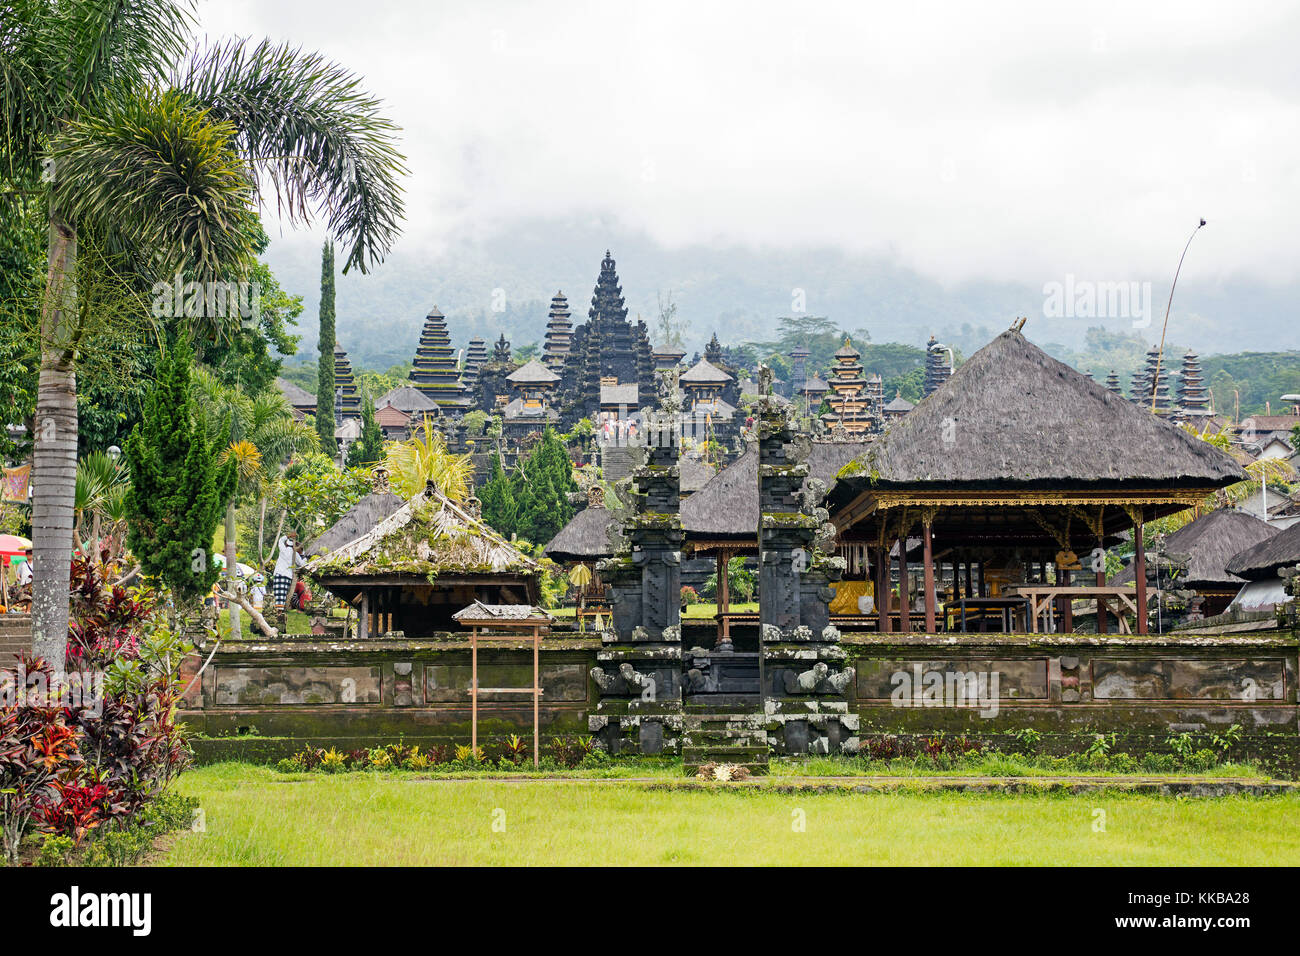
[452,603,554,767]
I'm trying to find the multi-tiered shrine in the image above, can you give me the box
[821,338,877,434]
[333,343,362,421]
[409,306,470,416]
[557,252,656,426]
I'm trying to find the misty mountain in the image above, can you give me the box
[262,217,1300,375]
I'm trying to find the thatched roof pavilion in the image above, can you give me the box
[828,328,1244,634]
[1225,519,1300,581]
[1113,508,1277,616]
[306,480,538,637]
[542,498,620,562]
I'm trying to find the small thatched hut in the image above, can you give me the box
[307,470,405,558]
[306,480,538,637]
[1224,518,1300,610]
[1113,508,1278,616]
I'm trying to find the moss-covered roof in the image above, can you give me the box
[307,482,538,579]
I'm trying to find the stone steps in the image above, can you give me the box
[681,709,770,775]
[0,615,31,664]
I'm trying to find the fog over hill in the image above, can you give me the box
[263,217,1299,374]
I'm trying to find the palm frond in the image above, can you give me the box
[50,89,260,286]
[174,38,407,274]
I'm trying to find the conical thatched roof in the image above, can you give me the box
[683,441,870,538]
[307,490,406,557]
[542,504,620,561]
[1225,518,1300,581]
[839,330,1243,488]
[307,482,538,578]
[1113,508,1278,588]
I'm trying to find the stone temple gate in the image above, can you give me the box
[588,370,858,772]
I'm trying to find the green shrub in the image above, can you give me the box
[37,834,74,867]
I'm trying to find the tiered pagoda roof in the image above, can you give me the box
[1177,350,1211,417]
[333,343,361,420]
[542,292,574,371]
[557,251,655,419]
[409,306,470,414]
[924,335,952,397]
[822,337,872,433]
[461,337,488,397]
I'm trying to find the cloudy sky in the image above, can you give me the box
[199,0,1300,289]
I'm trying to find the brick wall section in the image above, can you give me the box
[0,615,31,665]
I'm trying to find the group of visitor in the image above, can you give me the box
[600,418,640,444]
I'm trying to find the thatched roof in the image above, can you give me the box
[307,490,406,557]
[680,358,733,385]
[377,385,440,415]
[507,359,560,384]
[1225,518,1300,581]
[542,504,620,561]
[1113,508,1278,588]
[275,377,316,409]
[307,482,538,579]
[682,441,871,538]
[839,330,1244,488]
[679,457,718,493]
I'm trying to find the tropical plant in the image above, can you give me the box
[4,0,406,663]
[384,418,472,501]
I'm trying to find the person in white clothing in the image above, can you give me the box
[271,534,306,609]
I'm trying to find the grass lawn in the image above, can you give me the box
[163,763,1300,866]
[216,606,313,639]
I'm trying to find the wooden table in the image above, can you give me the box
[1005,586,1138,634]
[947,597,1030,633]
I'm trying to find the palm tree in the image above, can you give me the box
[193,370,318,636]
[2,0,405,661]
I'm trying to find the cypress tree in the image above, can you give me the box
[124,343,237,608]
[479,452,516,537]
[315,241,336,449]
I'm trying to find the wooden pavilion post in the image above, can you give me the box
[532,623,540,768]
[875,545,890,633]
[358,592,369,639]
[470,625,478,752]
[922,520,936,633]
[1133,514,1148,635]
[963,559,973,599]
[716,548,732,644]
[898,531,911,633]
[1060,563,1074,633]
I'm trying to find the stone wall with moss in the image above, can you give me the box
[180,629,1300,763]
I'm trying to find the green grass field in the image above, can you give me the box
[162,764,1300,866]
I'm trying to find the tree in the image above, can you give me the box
[315,241,336,448]
[123,344,236,612]
[3,2,406,661]
[346,391,384,468]
[478,452,516,536]
[191,367,319,635]
[656,290,683,349]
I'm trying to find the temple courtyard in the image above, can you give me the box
[159,763,1300,866]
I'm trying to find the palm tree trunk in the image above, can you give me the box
[224,501,241,639]
[30,213,78,667]
[257,496,267,564]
